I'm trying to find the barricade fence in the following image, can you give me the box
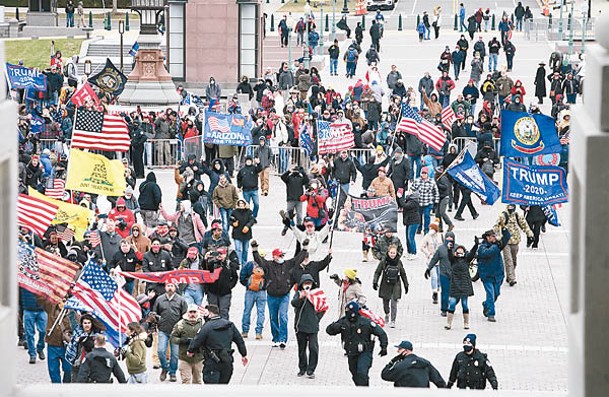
[144,139,183,168]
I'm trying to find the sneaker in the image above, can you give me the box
[447,224,455,232]
[454,216,465,221]
[29,356,36,364]
[447,207,453,212]
[17,338,26,347]
[256,334,263,340]
[482,303,489,317]
[432,292,438,304]
[384,314,389,323]
[509,280,517,287]
[242,332,248,338]
[153,364,161,370]
[279,342,286,349]
[272,342,279,348]
[407,253,417,261]
[441,311,447,317]
[160,369,168,382]
[487,316,496,322]
[389,321,395,328]
[297,371,306,377]
[37,350,45,360]
[169,374,177,382]
[472,213,479,220]
[281,226,288,236]
[306,372,315,379]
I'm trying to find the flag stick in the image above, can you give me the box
[328,187,343,251]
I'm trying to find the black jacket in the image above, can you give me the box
[326,315,388,356]
[237,162,262,191]
[203,257,240,296]
[187,315,247,359]
[143,249,174,294]
[402,196,421,225]
[75,348,127,383]
[108,248,140,280]
[388,157,411,191]
[291,274,325,334]
[332,157,357,185]
[289,254,332,288]
[230,208,256,240]
[381,353,446,388]
[448,243,478,297]
[281,168,310,202]
[356,157,389,190]
[448,349,498,389]
[253,249,307,297]
[152,293,188,334]
[436,174,451,199]
[138,172,162,210]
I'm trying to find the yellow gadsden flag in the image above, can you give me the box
[28,188,91,240]
[66,149,126,196]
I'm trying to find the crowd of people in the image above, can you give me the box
[13,1,579,390]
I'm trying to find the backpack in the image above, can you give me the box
[63,63,70,77]
[247,265,265,291]
[347,49,356,62]
[384,264,400,285]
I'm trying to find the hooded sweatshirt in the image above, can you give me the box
[138,172,162,211]
[428,231,456,276]
[291,274,325,333]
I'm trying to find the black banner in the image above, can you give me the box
[335,193,398,234]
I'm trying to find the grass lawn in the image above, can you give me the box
[3,38,84,70]
[277,0,355,14]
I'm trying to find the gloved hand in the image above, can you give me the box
[379,348,388,357]
[424,268,431,279]
[251,240,259,249]
[404,285,409,294]
[474,236,480,245]
[329,273,339,281]
[242,226,249,234]
[372,283,379,291]
[302,239,310,247]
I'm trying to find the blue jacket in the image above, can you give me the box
[477,231,511,280]
[20,287,43,312]
[40,153,53,178]
[308,31,320,47]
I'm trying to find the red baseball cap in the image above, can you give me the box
[216,247,227,255]
[272,248,285,257]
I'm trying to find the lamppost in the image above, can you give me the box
[118,20,125,72]
[84,59,92,79]
[342,0,348,15]
[331,0,336,42]
[304,16,310,68]
[567,0,575,56]
[558,0,564,40]
[288,27,293,67]
[319,3,324,52]
[580,3,588,55]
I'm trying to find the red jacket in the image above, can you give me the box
[300,189,328,219]
[108,208,136,239]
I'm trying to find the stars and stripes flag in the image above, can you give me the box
[71,108,131,152]
[207,115,231,133]
[397,103,447,151]
[88,230,101,248]
[44,178,66,200]
[441,106,457,130]
[317,120,355,154]
[56,224,75,242]
[70,260,142,339]
[306,288,329,313]
[17,241,80,304]
[17,193,59,236]
[360,307,386,327]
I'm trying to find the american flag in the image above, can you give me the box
[317,120,355,154]
[71,109,131,152]
[17,193,59,236]
[360,307,386,327]
[208,116,231,133]
[441,106,457,130]
[70,260,142,337]
[17,241,80,304]
[88,230,101,248]
[397,103,447,152]
[306,288,329,313]
[44,179,66,200]
[56,224,75,242]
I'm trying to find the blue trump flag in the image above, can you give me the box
[300,125,314,157]
[500,110,562,157]
[203,111,252,146]
[446,149,501,205]
[30,115,45,134]
[542,205,561,227]
[5,63,47,91]
[502,158,568,205]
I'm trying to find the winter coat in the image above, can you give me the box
[300,189,327,219]
[108,248,140,280]
[356,156,389,190]
[373,235,404,260]
[152,293,188,334]
[386,71,402,90]
[213,183,239,209]
[170,316,204,362]
[332,156,357,185]
[252,249,307,297]
[370,176,396,199]
[525,205,546,223]
[388,157,410,191]
[203,257,240,296]
[534,66,547,97]
[373,256,409,301]
[124,333,148,375]
[160,208,206,243]
[402,195,421,225]
[281,169,309,201]
[138,172,162,211]
[494,211,532,245]
[428,232,455,277]
[289,253,332,288]
[291,274,325,334]
[230,208,256,240]
[447,245,477,297]
[237,163,262,191]
[381,353,446,388]
[477,230,510,280]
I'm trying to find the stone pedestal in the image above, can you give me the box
[26,12,58,27]
[569,16,609,397]
[119,33,180,107]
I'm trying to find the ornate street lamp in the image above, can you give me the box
[131,0,165,35]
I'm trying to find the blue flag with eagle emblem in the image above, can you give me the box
[499,110,562,157]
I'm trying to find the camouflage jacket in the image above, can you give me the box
[494,211,532,245]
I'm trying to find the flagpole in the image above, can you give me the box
[47,258,90,336]
[328,187,343,251]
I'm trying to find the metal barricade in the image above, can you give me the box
[37,139,71,156]
[451,137,478,154]
[239,144,311,175]
[182,136,203,162]
[346,148,375,166]
[144,139,183,168]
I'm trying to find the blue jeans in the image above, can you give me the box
[24,310,47,358]
[488,53,498,71]
[278,148,291,174]
[219,207,233,234]
[516,17,523,31]
[418,204,433,234]
[66,12,74,27]
[243,189,259,218]
[330,58,338,74]
[424,27,430,39]
[406,224,418,254]
[124,280,134,295]
[234,239,250,265]
[453,64,461,80]
[448,296,469,313]
[459,17,466,32]
[430,265,440,291]
[183,285,204,306]
[267,293,289,343]
[409,155,421,179]
[439,94,450,108]
[47,345,72,383]
[157,331,179,375]
[346,61,356,76]
[340,183,350,195]
[482,277,503,317]
[242,289,267,335]
[440,274,451,312]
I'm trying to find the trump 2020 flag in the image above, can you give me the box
[500,110,562,157]
[317,120,354,154]
[502,158,568,205]
[446,149,500,205]
[203,111,252,146]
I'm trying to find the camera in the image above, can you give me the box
[116,218,128,231]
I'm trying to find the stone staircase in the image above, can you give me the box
[262,31,346,71]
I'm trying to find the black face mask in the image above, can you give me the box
[507,208,516,214]
[463,345,474,353]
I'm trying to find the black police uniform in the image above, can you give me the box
[326,314,388,386]
[75,347,127,383]
[187,315,247,384]
[448,349,498,389]
[381,353,447,388]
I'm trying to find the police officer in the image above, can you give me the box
[186,304,249,384]
[326,301,388,386]
[75,335,127,383]
[381,340,447,388]
[447,334,498,390]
